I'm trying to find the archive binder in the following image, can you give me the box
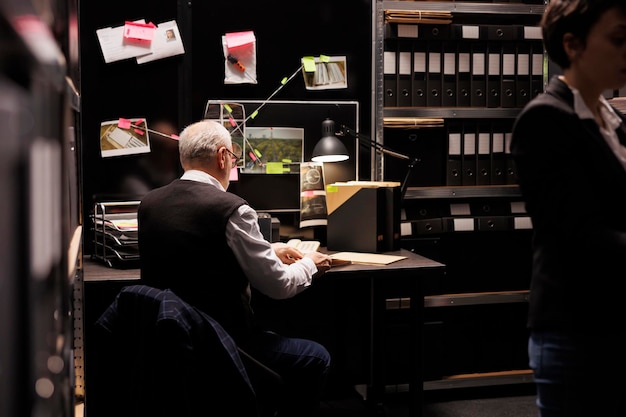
[501,43,517,108]
[427,44,443,107]
[453,24,479,107]
[476,125,491,185]
[446,122,463,186]
[442,41,457,106]
[384,48,397,107]
[383,185,402,251]
[451,24,480,41]
[490,129,507,185]
[486,46,501,108]
[406,200,445,235]
[470,42,487,107]
[516,42,532,107]
[397,43,413,106]
[484,24,520,41]
[504,132,517,184]
[462,128,477,185]
[530,40,544,99]
[413,46,427,106]
[457,42,471,107]
[419,23,452,40]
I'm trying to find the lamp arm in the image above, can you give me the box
[401,156,421,200]
[339,125,410,160]
[339,124,420,199]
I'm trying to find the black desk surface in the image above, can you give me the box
[82,250,445,416]
[83,248,444,281]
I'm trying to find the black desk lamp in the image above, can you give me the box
[311,118,420,199]
[311,119,350,162]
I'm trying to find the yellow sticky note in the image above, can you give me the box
[265,162,284,174]
[302,56,316,72]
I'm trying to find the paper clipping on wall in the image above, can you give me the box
[136,20,185,64]
[299,162,328,228]
[301,55,348,90]
[96,19,185,64]
[100,118,151,158]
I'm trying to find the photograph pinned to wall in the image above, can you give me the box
[135,20,185,64]
[96,19,151,64]
[299,162,328,228]
[301,55,348,90]
[100,118,151,158]
[244,127,303,174]
[204,101,246,169]
[222,30,257,84]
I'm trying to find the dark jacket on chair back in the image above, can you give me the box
[89,285,259,417]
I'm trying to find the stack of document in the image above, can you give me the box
[92,203,140,267]
[384,117,444,128]
[384,9,453,25]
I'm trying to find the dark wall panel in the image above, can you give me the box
[79,0,372,252]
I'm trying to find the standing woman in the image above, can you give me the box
[511,0,626,416]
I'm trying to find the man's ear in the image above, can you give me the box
[215,147,224,169]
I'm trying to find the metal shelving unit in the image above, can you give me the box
[373,0,542,391]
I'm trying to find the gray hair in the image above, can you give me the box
[178,120,232,166]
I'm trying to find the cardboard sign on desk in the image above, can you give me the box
[325,181,401,253]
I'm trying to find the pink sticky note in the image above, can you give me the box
[171,134,179,140]
[225,31,255,50]
[118,118,131,129]
[123,21,156,42]
[229,166,239,182]
[133,128,144,135]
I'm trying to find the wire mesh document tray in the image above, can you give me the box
[91,201,140,267]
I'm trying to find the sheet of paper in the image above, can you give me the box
[330,252,407,265]
[96,20,153,63]
[136,20,185,64]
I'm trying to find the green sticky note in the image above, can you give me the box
[302,56,316,72]
[265,162,284,174]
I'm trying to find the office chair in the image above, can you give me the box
[86,284,282,417]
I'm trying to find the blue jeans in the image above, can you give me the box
[529,331,626,417]
[249,330,331,417]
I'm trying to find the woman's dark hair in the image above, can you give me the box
[542,0,626,68]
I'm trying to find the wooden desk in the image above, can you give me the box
[82,249,445,417]
[321,248,445,416]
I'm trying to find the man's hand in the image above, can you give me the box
[272,242,304,264]
[305,251,332,276]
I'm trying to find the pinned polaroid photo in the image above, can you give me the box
[96,20,153,63]
[301,55,348,90]
[136,20,185,64]
[299,162,328,228]
[100,118,151,158]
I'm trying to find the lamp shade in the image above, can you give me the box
[311,119,349,162]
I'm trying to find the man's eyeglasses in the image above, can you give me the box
[224,147,241,164]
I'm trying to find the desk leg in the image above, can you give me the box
[368,277,386,411]
[409,276,424,417]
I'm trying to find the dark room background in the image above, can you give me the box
[79,0,373,251]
